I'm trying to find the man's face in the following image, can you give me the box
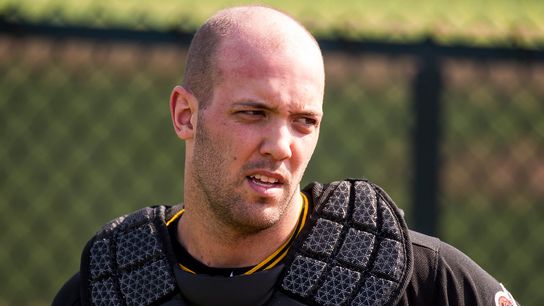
[189,40,324,233]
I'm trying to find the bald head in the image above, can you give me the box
[182,6,324,109]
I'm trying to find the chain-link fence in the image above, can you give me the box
[0,28,542,305]
[440,56,544,302]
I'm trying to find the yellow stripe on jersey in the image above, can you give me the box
[166,208,185,226]
[178,263,196,274]
[166,192,310,275]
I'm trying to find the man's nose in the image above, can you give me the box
[259,123,293,161]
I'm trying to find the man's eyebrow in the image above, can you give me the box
[294,110,323,117]
[232,101,275,110]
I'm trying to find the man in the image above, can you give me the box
[53,5,518,306]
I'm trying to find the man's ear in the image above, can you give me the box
[170,85,197,140]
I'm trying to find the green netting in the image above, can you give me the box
[0,34,542,305]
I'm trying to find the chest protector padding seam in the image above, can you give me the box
[280,179,414,306]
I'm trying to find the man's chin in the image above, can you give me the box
[224,206,284,234]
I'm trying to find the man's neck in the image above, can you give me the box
[176,194,303,269]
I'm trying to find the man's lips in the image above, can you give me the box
[246,171,285,188]
[249,174,279,184]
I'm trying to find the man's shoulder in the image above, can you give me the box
[78,204,182,306]
[408,229,492,275]
[93,204,182,236]
[408,229,441,251]
[52,205,182,306]
[295,179,413,306]
[405,230,519,306]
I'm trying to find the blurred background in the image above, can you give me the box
[0,0,543,305]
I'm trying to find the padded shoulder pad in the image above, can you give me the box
[80,206,179,306]
[281,179,413,306]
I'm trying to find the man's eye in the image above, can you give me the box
[295,117,318,126]
[235,110,266,120]
[242,110,265,116]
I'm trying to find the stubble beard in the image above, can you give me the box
[191,115,299,235]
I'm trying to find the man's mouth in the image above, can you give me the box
[248,174,281,186]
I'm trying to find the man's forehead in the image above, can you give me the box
[216,33,322,78]
[211,36,325,110]
[217,45,279,77]
[205,7,325,110]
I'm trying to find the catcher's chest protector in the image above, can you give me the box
[80,206,179,306]
[278,179,413,306]
[80,179,413,306]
